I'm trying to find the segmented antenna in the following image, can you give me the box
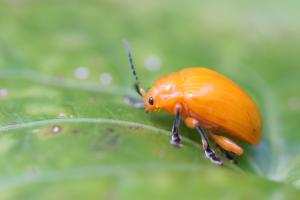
[123,40,139,83]
[123,40,145,96]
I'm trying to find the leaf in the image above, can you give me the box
[0,1,300,199]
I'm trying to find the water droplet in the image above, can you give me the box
[288,97,300,111]
[74,66,89,80]
[144,55,161,71]
[99,72,112,85]
[58,112,66,118]
[51,125,62,134]
[0,88,9,97]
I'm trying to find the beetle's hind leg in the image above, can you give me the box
[210,133,244,164]
[124,96,145,108]
[216,145,238,164]
[195,125,223,165]
[210,133,244,156]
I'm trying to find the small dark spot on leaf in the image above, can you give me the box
[73,128,81,134]
[128,126,143,131]
[106,127,115,133]
[108,134,120,146]
[91,133,121,152]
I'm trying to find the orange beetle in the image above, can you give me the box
[123,40,263,165]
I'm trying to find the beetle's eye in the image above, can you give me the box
[148,96,154,105]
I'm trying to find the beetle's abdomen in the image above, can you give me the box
[180,68,262,144]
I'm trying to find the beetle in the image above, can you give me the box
[123,40,263,165]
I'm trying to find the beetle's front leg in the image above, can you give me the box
[124,96,145,108]
[170,107,183,148]
[195,125,223,165]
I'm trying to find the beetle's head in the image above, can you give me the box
[144,75,181,113]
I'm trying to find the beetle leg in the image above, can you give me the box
[124,96,145,108]
[210,133,244,156]
[216,145,238,164]
[170,107,183,148]
[195,125,223,165]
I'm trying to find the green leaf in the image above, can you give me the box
[0,1,300,199]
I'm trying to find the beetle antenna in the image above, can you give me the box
[123,39,145,97]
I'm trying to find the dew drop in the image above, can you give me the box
[0,88,9,97]
[58,112,66,118]
[99,72,112,85]
[74,66,89,80]
[144,55,161,71]
[51,125,62,134]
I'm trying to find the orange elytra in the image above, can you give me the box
[123,40,263,165]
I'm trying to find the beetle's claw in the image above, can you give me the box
[170,133,183,148]
[170,140,184,148]
[211,158,224,165]
[205,149,223,165]
[225,153,238,164]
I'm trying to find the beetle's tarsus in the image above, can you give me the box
[196,125,223,165]
[124,96,145,108]
[170,140,184,148]
[224,151,236,162]
[205,149,223,165]
[170,134,183,148]
[224,151,238,164]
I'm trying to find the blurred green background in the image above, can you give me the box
[0,0,300,199]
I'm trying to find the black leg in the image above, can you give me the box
[170,107,183,147]
[216,144,238,164]
[124,96,145,108]
[195,126,223,165]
